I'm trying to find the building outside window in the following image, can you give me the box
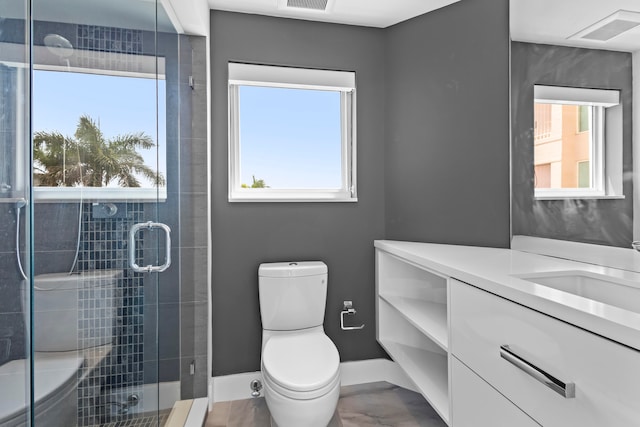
[532,85,621,199]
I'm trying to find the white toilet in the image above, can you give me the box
[2,270,123,426]
[259,261,340,427]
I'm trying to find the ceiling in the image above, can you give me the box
[207,0,460,28]
[511,0,640,52]
[205,0,640,51]
[6,0,639,50]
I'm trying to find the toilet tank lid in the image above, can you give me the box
[259,261,327,278]
[34,269,122,291]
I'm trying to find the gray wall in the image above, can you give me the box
[511,42,633,247]
[384,0,511,247]
[211,0,511,376]
[210,11,388,376]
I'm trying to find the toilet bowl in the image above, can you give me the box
[259,261,340,427]
[0,352,83,427]
[3,270,123,426]
[262,329,340,427]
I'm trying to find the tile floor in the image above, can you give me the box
[205,382,447,427]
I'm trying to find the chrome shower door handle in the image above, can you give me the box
[129,221,172,273]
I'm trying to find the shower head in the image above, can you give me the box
[15,198,27,209]
[43,34,74,58]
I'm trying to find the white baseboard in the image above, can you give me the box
[339,359,417,392]
[210,358,415,403]
[208,377,215,411]
[212,371,264,403]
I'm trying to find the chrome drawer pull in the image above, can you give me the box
[500,345,575,398]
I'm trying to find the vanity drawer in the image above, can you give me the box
[450,279,640,427]
[451,356,540,427]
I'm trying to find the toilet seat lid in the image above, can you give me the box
[263,333,339,392]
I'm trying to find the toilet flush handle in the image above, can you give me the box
[341,301,365,331]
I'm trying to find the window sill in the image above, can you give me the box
[228,190,357,203]
[34,187,167,202]
[534,194,625,201]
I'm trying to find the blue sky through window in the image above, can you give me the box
[239,85,342,189]
[33,70,166,187]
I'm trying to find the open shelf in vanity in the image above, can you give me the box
[375,249,450,425]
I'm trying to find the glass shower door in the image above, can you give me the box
[27,0,183,425]
[0,0,32,425]
[0,0,204,423]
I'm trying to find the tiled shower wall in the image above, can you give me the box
[0,203,27,366]
[177,35,209,399]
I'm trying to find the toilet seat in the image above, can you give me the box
[262,333,340,400]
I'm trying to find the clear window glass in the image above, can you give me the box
[238,86,342,190]
[228,63,356,202]
[532,85,623,200]
[32,68,166,200]
[533,103,598,192]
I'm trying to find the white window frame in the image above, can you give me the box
[533,85,623,200]
[228,62,357,202]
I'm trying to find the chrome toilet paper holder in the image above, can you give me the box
[341,301,365,330]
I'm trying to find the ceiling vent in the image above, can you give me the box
[569,10,640,42]
[277,0,335,13]
[287,0,328,10]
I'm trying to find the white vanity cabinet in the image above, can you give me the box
[450,356,540,427]
[450,278,640,427]
[375,249,450,424]
[375,243,640,427]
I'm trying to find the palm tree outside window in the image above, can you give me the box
[34,115,164,188]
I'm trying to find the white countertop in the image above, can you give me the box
[374,240,640,351]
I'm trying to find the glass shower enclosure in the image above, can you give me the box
[1,0,208,425]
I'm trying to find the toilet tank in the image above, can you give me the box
[33,270,122,352]
[259,261,328,331]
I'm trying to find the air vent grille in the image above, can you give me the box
[287,0,329,11]
[580,19,640,41]
[570,10,640,42]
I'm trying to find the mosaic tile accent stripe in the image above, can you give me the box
[77,25,143,55]
[75,25,144,72]
[76,202,147,426]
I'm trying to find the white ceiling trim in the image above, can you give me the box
[207,0,461,28]
[166,0,210,36]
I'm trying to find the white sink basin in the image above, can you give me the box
[514,271,640,314]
